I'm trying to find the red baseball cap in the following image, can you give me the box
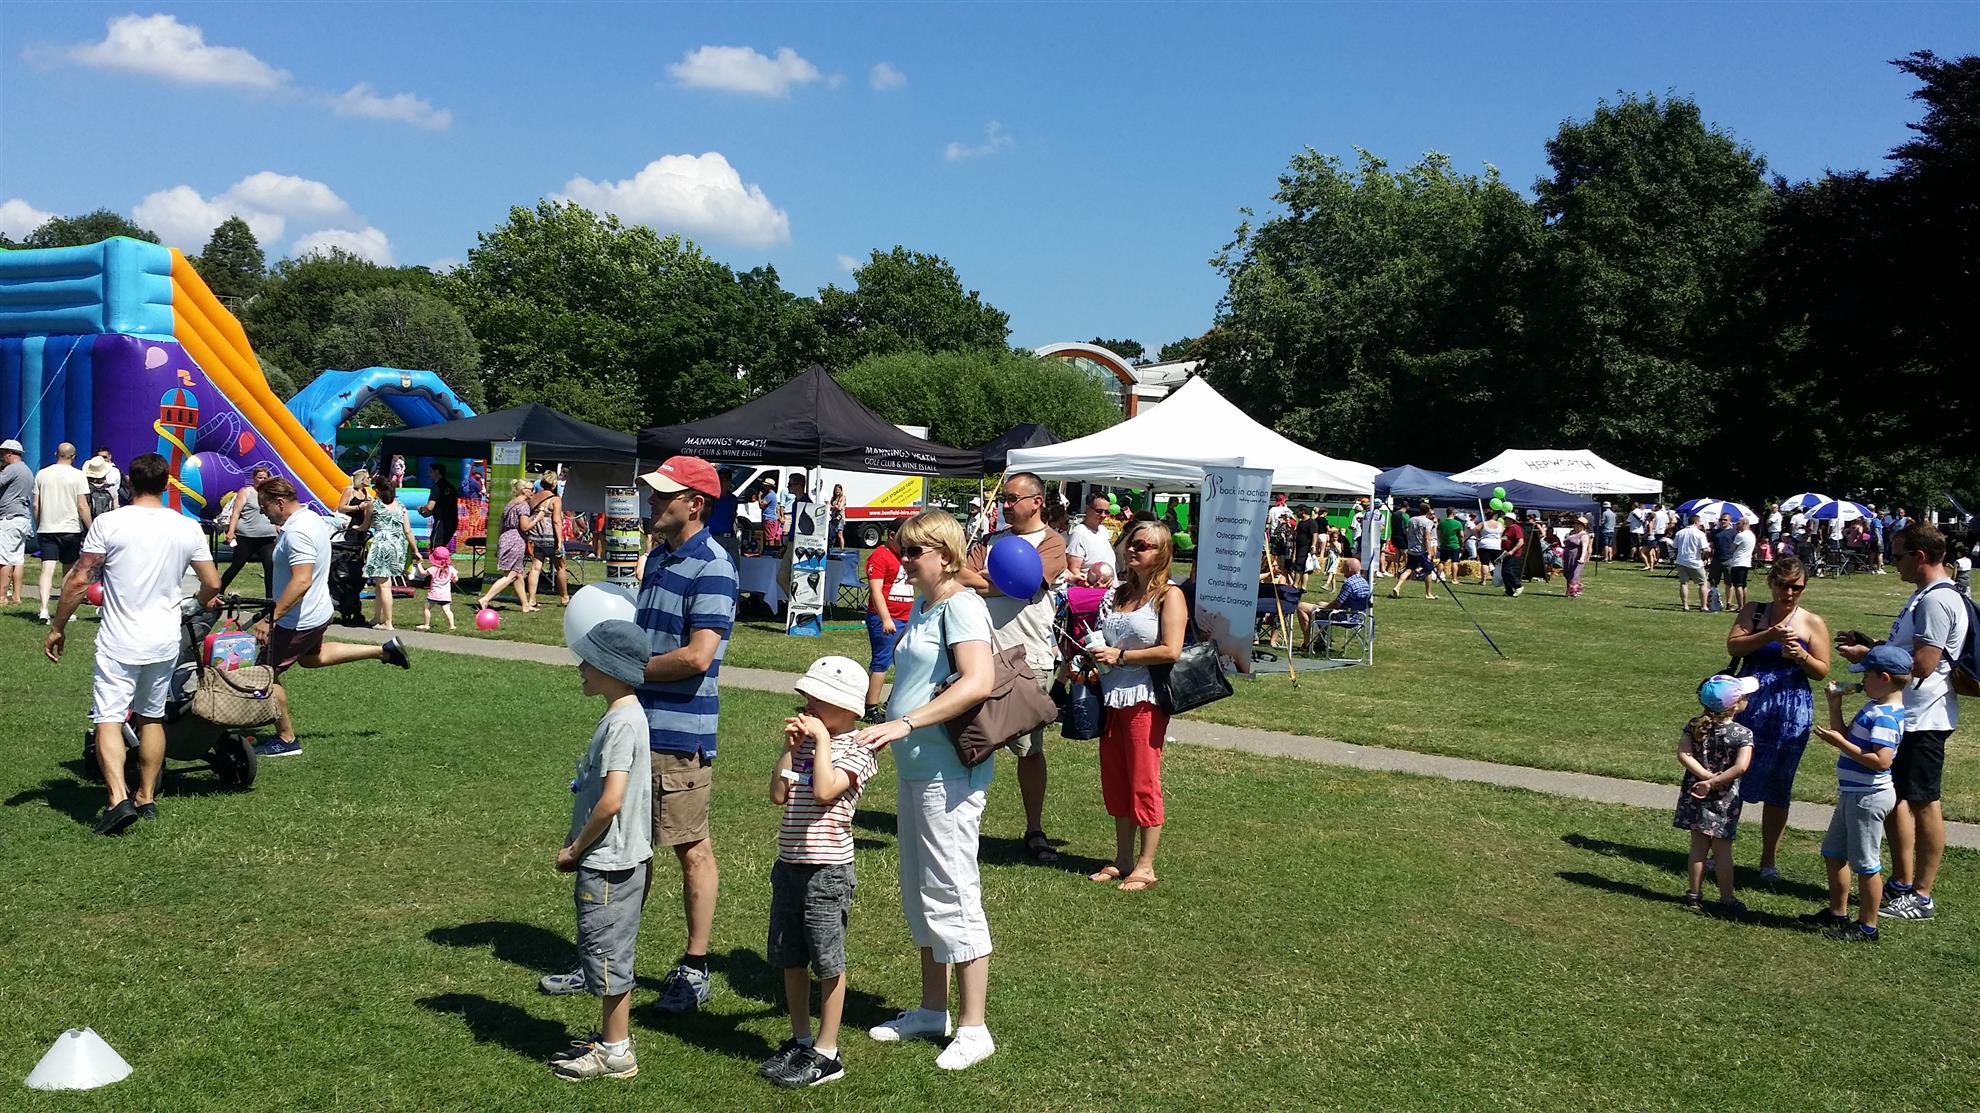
[640,455,721,498]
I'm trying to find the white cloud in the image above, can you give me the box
[132,172,356,253]
[555,153,791,248]
[0,199,56,240]
[668,45,820,97]
[944,121,1013,161]
[329,83,452,130]
[65,13,287,89]
[835,254,860,273]
[869,63,906,92]
[291,226,395,265]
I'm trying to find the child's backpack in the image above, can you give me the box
[1923,581,1980,697]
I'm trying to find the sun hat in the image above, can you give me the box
[794,655,867,714]
[83,457,113,480]
[0,438,22,455]
[638,455,721,498]
[1850,643,1914,676]
[430,545,451,562]
[1698,674,1761,713]
[571,618,649,687]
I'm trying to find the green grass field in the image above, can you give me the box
[2,610,1977,1111]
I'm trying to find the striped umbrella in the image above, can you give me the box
[1675,497,1718,517]
[1808,499,1873,522]
[1691,500,1758,523]
[1780,492,1831,512]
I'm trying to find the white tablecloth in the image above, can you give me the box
[738,551,864,614]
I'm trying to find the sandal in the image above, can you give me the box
[1118,874,1159,893]
[1024,830,1060,864]
[1087,865,1122,883]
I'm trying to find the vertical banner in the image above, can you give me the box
[1196,466,1272,665]
[784,495,833,636]
[485,440,527,581]
[605,485,641,587]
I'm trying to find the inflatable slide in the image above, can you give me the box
[0,237,347,516]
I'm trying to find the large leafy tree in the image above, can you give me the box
[315,287,485,410]
[21,209,160,248]
[243,249,441,393]
[1203,149,1542,467]
[836,348,1119,451]
[193,216,266,302]
[814,248,1011,370]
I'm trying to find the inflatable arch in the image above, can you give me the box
[286,366,476,459]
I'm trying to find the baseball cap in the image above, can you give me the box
[639,455,721,497]
[794,655,867,714]
[1698,674,1761,713]
[0,438,22,455]
[1850,643,1914,676]
[571,618,650,688]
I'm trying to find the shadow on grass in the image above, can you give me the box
[428,920,575,978]
[1557,871,1811,931]
[416,993,570,1061]
[856,805,1113,876]
[1563,833,1828,901]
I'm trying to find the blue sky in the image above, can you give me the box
[2,2,1973,353]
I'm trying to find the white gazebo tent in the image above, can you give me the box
[1448,449,1661,497]
[1005,377,1377,494]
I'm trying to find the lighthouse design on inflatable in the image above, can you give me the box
[155,382,204,517]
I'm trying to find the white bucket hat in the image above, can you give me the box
[794,655,868,714]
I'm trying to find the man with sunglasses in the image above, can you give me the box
[1839,524,1967,922]
[962,471,1067,864]
[1065,493,1113,580]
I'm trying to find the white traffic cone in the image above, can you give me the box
[24,1028,132,1090]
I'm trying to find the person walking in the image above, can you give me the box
[477,479,544,612]
[1086,518,1187,892]
[363,480,420,631]
[851,509,1000,1070]
[1476,510,1503,586]
[32,442,93,623]
[1672,514,1711,612]
[220,466,279,593]
[1499,512,1525,597]
[1726,556,1831,879]
[1388,503,1438,600]
[528,474,571,607]
[0,438,35,607]
[1563,517,1590,598]
[44,452,222,834]
[418,463,460,554]
[1727,519,1756,610]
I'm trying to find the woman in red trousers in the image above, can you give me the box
[1085,519,1187,892]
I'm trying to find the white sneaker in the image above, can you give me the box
[935,1026,996,1071]
[868,1008,951,1043]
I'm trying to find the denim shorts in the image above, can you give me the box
[768,859,855,979]
[865,611,903,673]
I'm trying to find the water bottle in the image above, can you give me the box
[1084,629,1112,674]
[1826,681,1863,697]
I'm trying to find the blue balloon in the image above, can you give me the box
[986,534,1045,599]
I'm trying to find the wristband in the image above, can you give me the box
[900,715,915,732]
[777,769,801,783]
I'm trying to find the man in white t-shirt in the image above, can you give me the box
[45,452,221,835]
[251,477,411,759]
[32,442,94,623]
[962,471,1068,863]
[1064,492,1114,578]
[1839,523,1968,921]
[1671,514,1711,612]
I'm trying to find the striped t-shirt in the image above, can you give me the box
[1837,701,1905,792]
[635,527,738,759]
[779,734,878,865]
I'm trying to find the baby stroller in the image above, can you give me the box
[81,595,277,795]
[330,539,368,622]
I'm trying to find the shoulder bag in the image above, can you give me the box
[1724,602,1766,676]
[189,663,282,728]
[1147,586,1232,715]
[936,600,1060,767]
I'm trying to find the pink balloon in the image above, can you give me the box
[86,582,105,606]
[474,608,501,631]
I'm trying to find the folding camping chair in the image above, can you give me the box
[1304,607,1375,666]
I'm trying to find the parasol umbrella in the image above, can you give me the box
[1690,500,1758,523]
[1780,492,1831,512]
[1675,496,1718,517]
[1807,499,1873,523]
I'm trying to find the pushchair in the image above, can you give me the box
[330,540,368,623]
[81,594,277,795]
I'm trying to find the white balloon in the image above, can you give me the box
[564,583,638,649]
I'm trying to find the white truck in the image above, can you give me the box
[736,424,932,548]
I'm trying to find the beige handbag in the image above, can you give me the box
[189,664,282,728]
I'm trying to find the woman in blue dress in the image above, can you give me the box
[1723,555,1832,879]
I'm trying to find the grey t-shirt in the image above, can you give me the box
[568,701,654,870]
[0,460,33,519]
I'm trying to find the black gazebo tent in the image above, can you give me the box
[973,423,1060,473]
[379,402,638,464]
[636,365,983,475]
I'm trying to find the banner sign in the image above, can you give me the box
[1195,466,1272,662]
[784,496,833,636]
[485,440,527,580]
[605,486,641,587]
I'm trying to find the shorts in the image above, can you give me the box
[1438,546,1461,563]
[1477,547,1500,567]
[91,657,174,723]
[1675,565,1705,584]
[865,611,905,672]
[767,860,855,979]
[1739,736,1807,809]
[1726,567,1750,589]
[37,532,82,564]
[531,539,559,559]
[0,516,30,565]
[1892,729,1949,804]
[1406,551,1432,576]
[267,622,328,671]
[574,860,648,996]
[1003,673,1052,758]
[1821,786,1894,875]
[651,750,713,845]
[897,777,992,964]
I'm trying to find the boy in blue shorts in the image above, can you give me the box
[759,656,878,1088]
[1805,643,1910,942]
[548,619,654,1080]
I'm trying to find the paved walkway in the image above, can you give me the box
[331,624,1980,850]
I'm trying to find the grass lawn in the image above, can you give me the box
[317,555,1977,821]
[3,613,1977,1111]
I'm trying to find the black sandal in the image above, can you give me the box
[1024,830,1060,863]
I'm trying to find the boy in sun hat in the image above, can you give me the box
[548,618,655,1082]
[759,655,879,1089]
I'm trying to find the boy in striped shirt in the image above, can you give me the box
[1807,643,1911,942]
[761,656,878,1088]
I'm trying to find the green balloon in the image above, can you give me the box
[1502,504,1515,517]
[1493,486,1507,499]
[1489,498,1505,511]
